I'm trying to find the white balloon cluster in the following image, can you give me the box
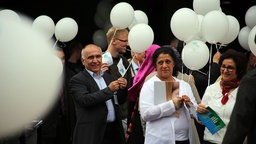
[193,0,220,15]
[171,0,240,45]
[0,9,20,21]
[201,10,229,44]
[54,17,78,42]
[170,0,241,71]
[110,2,134,29]
[128,10,149,30]
[238,5,256,56]
[32,15,55,40]
[128,23,154,53]
[182,40,209,70]
[108,2,154,53]
[0,10,62,138]
[32,15,78,43]
[238,26,251,51]
[170,8,199,43]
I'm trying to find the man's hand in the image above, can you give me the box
[101,63,109,72]
[117,77,127,90]
[108,80,120,92]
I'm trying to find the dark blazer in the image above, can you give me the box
[68,69,126,144]
[222,69,256,144]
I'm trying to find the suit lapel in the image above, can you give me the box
[81,70,99,90]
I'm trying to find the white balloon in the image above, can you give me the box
[219,15,240,44]
[182,40,209,70]
[192,14,206,42]
[238,26,251,51]
[0,17,62,138]
[128,23,154,53]
[92,29,108,51]
[32,15,55,40]
[128,10,148,30]
[55,17,78,42]
[201,10,229,44]
[0,9,20,22]
[170,8,199,42]
[245,5,256,29]
[248,25,256,56]
[110,2,134,29]
[193,0,220,15]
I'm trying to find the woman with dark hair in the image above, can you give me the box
[139,47,198,144]
[196,49,248,144]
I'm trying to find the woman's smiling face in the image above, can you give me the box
[220,58,237,82]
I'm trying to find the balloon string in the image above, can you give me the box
[53,39,58,49]
[195,70,207,75]
[181,41,186,81]
[208,44,213,86]
[181,62,184,81]
[218,43,227,51]
[105,27,118,52]
[217,43,221,51]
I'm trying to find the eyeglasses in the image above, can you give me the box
[115,38,128,43]
[221,65,236,72]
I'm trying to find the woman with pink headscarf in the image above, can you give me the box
[126,44,160,144]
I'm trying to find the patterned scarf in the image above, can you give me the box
[220,78,239,105]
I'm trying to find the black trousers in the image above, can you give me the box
[103,122,124,144]
[202,140,217,144]
[176,139,189,144]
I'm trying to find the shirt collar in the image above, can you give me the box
[86,68,104,77]
[131,60,139,70]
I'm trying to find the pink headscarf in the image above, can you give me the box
[128,44,160,102]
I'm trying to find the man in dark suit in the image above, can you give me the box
[68,44,127,144]
[222,68,256,144]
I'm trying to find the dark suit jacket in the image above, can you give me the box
[68,69,126,144]
[222,69,256,144]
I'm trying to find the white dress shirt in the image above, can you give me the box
[201,81,238,144]
[87,69,115,122]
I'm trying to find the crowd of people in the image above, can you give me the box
[1,26,256,144]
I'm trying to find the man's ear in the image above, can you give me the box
[112,38,117,44]
[134,53,138,58]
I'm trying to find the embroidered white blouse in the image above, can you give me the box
[139,75,198,144]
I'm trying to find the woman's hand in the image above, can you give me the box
[172,96,183,110]
[182,95,193,106]
[196,104,208,114]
